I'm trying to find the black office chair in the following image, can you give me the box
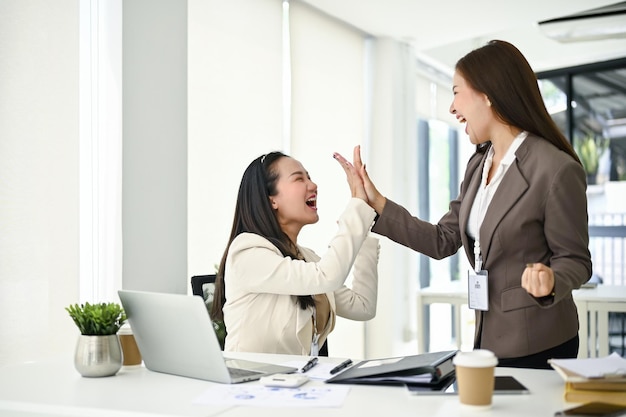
[190,274,226,349]
[191,274,217,300]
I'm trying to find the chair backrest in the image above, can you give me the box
[190,274,217,298]
[190,274,226,350]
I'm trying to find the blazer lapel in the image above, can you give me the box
[479,160,529,266]
[459,152,486,264]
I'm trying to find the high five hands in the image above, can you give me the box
[333,146,386,214]
[333,150,367,201]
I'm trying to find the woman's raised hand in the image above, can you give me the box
[335,146,386,214]
[333,151,367,201]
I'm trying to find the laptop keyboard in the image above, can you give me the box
[228,367,263,378]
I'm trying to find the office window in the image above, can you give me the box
[538,59,626,287]
[417,119,459,288]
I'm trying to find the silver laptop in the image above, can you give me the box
[118,289,297,383]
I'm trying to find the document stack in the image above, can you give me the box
[548,352,626,406]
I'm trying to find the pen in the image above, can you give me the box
[300,357,318,373]
[330,359,353,374]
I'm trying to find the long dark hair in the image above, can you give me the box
[456,40,581,165]
[210,152,315,321]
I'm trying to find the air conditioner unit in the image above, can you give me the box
[539,2,626,43]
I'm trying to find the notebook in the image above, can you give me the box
[117,289,297,383]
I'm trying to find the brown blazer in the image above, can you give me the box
[372,134,592,359]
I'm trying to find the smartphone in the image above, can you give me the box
[555,402,626,416]
[493,375,530,394]
[407,375,529,395]
[260,373,310,388]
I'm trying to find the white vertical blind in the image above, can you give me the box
[79,0,123,304]
[366,39,419,359]
[188,0,284,276]
[0,0,80,366]
[289,1,369,358]
[289,1,366,253]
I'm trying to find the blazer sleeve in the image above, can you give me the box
[543,158,592,300]
[372,199,462,260]
[370,151,482,260]
[333,236,380,321]
[226,198,376,295]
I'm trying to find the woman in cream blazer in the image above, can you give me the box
[211,151,379,355]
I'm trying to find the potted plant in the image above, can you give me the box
[66,302,127,377]
[575,134,609,185]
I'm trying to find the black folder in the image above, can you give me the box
[325,350,458,386]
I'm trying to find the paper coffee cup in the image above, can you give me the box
[118,325,142,366]
[453,349,498,408]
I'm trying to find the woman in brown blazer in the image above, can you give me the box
[336,40,592,369]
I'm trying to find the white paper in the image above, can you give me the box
[192,385,350,408]
[549,352,626,379]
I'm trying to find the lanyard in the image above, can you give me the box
[474,241,482,273]
[474,183,489,273]
[310,305,319,356]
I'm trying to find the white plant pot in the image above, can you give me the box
[74,334,122,377]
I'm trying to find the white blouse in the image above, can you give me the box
[467,131,528,241]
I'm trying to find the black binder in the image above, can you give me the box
[325,350,458,386]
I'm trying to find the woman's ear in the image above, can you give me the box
[270,198,278,209]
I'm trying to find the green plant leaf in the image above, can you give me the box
[65,302,127,335]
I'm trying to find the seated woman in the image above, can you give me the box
[211,151,379,355]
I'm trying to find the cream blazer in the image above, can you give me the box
[223,198,379,355]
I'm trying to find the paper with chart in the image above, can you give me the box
[193,385,350,407]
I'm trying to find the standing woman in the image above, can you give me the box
[337,40,592,368]
[211,151,379,355]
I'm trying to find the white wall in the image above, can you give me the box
[122,0,189,294]
[0,0,80,365]
[0,0,435,366]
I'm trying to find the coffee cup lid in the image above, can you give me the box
[453,349,498,368]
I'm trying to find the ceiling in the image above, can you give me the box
[300,0,626,73]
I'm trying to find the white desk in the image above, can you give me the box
[416,282,626,358]
[0,352,576,417]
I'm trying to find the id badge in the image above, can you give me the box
[310,333,320,356]
[468,270,489,311]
